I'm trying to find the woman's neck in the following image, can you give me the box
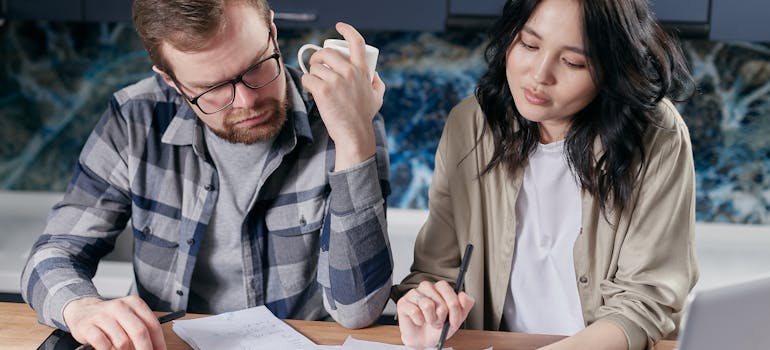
[538,120,571,144]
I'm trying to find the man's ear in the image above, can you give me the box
[152,65,181,94]
[270,11,278,38]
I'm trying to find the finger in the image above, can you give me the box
[80,325,112,350]
[125,296,166,350]
[301,72,325,96]
[308,48,357,81]
[335,22,367,71]
[397,294,426,327]
[307,59,339,82]
[451,292,476,330]
[434,281,463,328]
[416,284,447,328]
[114,309,154,350]
[372,72,385,98]
[96,318,131,350]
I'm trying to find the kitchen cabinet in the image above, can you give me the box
[5,0,130,21]
[83,0,132,22]
[448,0,710,23]
[710,0,770,42]
[649,0,710,23]
[272,0,446,31]
[448,0,504,16]
[3,0,447,30]
[5,0,82,21]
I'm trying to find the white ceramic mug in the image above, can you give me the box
[297,39,379,81]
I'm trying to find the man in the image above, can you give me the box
[20,0,392,349]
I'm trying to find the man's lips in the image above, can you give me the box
[523,88,551,105]
[233,112,268,127]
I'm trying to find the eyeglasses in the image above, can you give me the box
[171,30,281,115]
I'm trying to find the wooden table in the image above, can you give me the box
[0,302,676,349]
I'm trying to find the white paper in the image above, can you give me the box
[172,306,318,350]
[341,336,454,350]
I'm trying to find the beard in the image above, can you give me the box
[210,96,289,144]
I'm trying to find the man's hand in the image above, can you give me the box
[62,296,166,350]
[300,22,386,171]
[396,281,475,349]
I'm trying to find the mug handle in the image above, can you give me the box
[297,44,323,74]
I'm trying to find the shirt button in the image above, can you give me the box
[579,276,588,284]
[143,227,151,235]
[176,290,184,296]
[204,184,215,191]
[299,216,307,226]
[187,238,195,245]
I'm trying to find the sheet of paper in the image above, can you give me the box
[340,336,454,350]
[172,305,318,350]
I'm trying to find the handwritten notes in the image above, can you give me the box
[172,306,317,350]
[172,306,486,350]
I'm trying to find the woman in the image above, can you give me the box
[393,0,698,349]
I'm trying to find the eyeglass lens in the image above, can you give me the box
[196,57,280,113]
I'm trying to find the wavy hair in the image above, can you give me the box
[476,0,694,215]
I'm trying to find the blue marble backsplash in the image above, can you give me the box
[1,22,769,224]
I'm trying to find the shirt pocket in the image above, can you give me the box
[132,214,181,248]
[263,195,326,294]
[264,195,326,236]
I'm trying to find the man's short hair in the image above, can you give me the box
[133,0,271,73]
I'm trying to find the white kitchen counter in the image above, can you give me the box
[3,191,770,315]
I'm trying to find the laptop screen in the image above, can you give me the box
[677,274,770,350]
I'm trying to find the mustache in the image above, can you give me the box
[224,98,282,126]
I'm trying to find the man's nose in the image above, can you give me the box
[232,82,258,109]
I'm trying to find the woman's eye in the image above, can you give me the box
[563,58,586,69]
[520,41,537,50]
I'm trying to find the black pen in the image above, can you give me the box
[74,309,186,350]
[435,243,474,350]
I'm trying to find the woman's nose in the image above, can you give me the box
[532,55,556,86]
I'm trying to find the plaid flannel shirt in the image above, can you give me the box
[21,67,393,330]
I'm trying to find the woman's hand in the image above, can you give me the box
[396,280,475,349]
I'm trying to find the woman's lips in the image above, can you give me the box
[523,88,551,106]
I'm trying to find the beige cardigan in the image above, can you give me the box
[394,96,698,350]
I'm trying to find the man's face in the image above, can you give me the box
[160,3,288,144]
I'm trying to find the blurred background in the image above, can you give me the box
[2,0,769,223]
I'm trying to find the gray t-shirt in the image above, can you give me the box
[188,126,274,314]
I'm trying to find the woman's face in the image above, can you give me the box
[506,0,598,141]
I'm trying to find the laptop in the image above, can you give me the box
[677,274,770,350]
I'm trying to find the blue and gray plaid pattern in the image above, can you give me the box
[21,67,393,330]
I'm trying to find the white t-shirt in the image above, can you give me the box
[503,139,585,335]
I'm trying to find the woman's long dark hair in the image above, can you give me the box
[476,0,695,215]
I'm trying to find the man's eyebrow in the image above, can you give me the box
[521,26,586,55]
[186,37,273,88]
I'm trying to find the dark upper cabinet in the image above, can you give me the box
[448,0,710,23]
[649,0,710,23]
[6,0,82,21]
[448,0,504,16]
[271,0,446,31]
[3,0,446,31]
[83,0,132,22]
[5,0,131,21]
[710,0,770,42]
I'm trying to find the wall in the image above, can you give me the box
[2,21,770,224]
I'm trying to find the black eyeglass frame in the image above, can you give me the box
[170,29,282,115]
